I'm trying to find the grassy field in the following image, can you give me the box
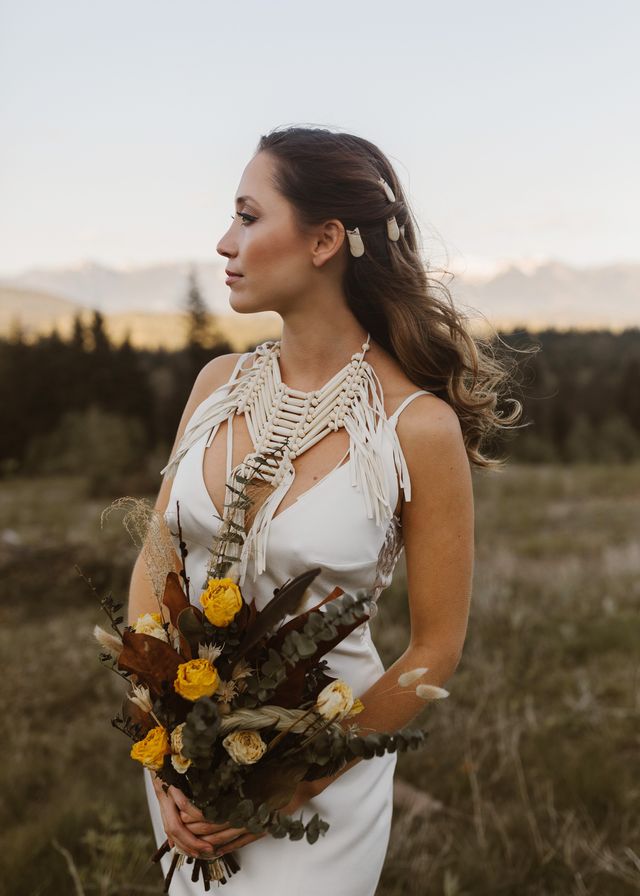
[0,464,638,895]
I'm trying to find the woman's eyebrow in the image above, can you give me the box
[235,195,259,206]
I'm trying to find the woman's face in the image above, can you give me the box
[216,151,318,314]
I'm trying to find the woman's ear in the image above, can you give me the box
[311,219,346,268]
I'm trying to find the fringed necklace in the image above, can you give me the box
[162,332,406,584]
[235,334,372,484]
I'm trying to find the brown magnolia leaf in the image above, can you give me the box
[162,571,190,628]
[117,630,183,697]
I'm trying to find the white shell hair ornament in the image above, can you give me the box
[378,176,396,203]
[345,175,405,257]
[346,226,365,257]
[378,176,401,242]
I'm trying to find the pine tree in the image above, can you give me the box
[185,265,220,350]
[89,310,110,354]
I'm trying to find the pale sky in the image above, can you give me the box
[1,0,638,279]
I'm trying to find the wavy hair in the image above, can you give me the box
[256,125,528,470]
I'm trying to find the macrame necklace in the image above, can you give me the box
[207,334,380,581]
[234,333,372,487]
[162,331,412,584]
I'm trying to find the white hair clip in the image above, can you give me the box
[387,217,400,241]
[378,177,401,241]
[346,226,365,257]
[378,177,396,203]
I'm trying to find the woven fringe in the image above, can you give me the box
[161,343,414,587]
[234,457,295,584]
[159,347,265,480]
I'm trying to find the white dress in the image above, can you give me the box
[142,345,431,895]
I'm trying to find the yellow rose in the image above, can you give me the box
[315,680,354,721]
[222,730,267,765]
[174,658,220,702]
[199,577,243,627]
[130,724,171,771]
[134,612,168,642]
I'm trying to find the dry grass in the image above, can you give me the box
[373,462,640,895]
[0,463,638,894]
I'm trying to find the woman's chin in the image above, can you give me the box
[228,291,267,315]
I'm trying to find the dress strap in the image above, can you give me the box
[221,349,256,480]
[161,349,253,480]
[388,390,432,428]
[228,349,253,384]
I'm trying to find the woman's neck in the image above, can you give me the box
[276,320,370,394]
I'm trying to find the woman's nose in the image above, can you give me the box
[216,228,236,259]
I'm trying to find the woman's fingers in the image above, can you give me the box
[154,777,263,858]
[157,788,214,858]
[169,785,206,822]
[187,824,248,849]
[182,819,234,836]
[217,831,267,857]
[179,810,232,832]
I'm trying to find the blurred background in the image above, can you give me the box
[1,1,639,894]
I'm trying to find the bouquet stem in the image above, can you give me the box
[152,838,241,890]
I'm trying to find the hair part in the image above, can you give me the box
[256,124,529,470]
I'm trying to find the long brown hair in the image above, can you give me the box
[256,125,527,470]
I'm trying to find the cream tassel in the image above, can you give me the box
[237,461,295,584]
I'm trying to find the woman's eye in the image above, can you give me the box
[231,212,257,226]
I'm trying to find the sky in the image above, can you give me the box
[1,0,638,279]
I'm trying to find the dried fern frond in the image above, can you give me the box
[206,444,291,581]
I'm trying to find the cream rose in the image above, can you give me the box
[315,680,354,721]
[134,612,168,642]
[170,722,192,773]
[222,729,267,765]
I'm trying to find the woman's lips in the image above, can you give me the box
[225,273,243,285]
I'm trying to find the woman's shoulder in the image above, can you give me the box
[190,352,243,403]
[189,340,281,412]
[367,341,446,419]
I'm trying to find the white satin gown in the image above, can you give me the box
[142,346,431,895]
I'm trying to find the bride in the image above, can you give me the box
[127,125,520,894]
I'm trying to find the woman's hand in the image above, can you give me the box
[151,773,217,860]
[181,780,322,858]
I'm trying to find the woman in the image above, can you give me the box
[128,125,521,894]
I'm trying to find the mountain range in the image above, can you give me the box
[0,258,637,348]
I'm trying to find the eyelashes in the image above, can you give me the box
[231,212,257,226]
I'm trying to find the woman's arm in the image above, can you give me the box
[309,395,475,790]
[127,353,243,627]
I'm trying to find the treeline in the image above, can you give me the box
[0,306,236,490]
[506,326,640,463]
[0,318,639,493]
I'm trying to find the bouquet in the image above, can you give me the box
[91,451,448,891]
